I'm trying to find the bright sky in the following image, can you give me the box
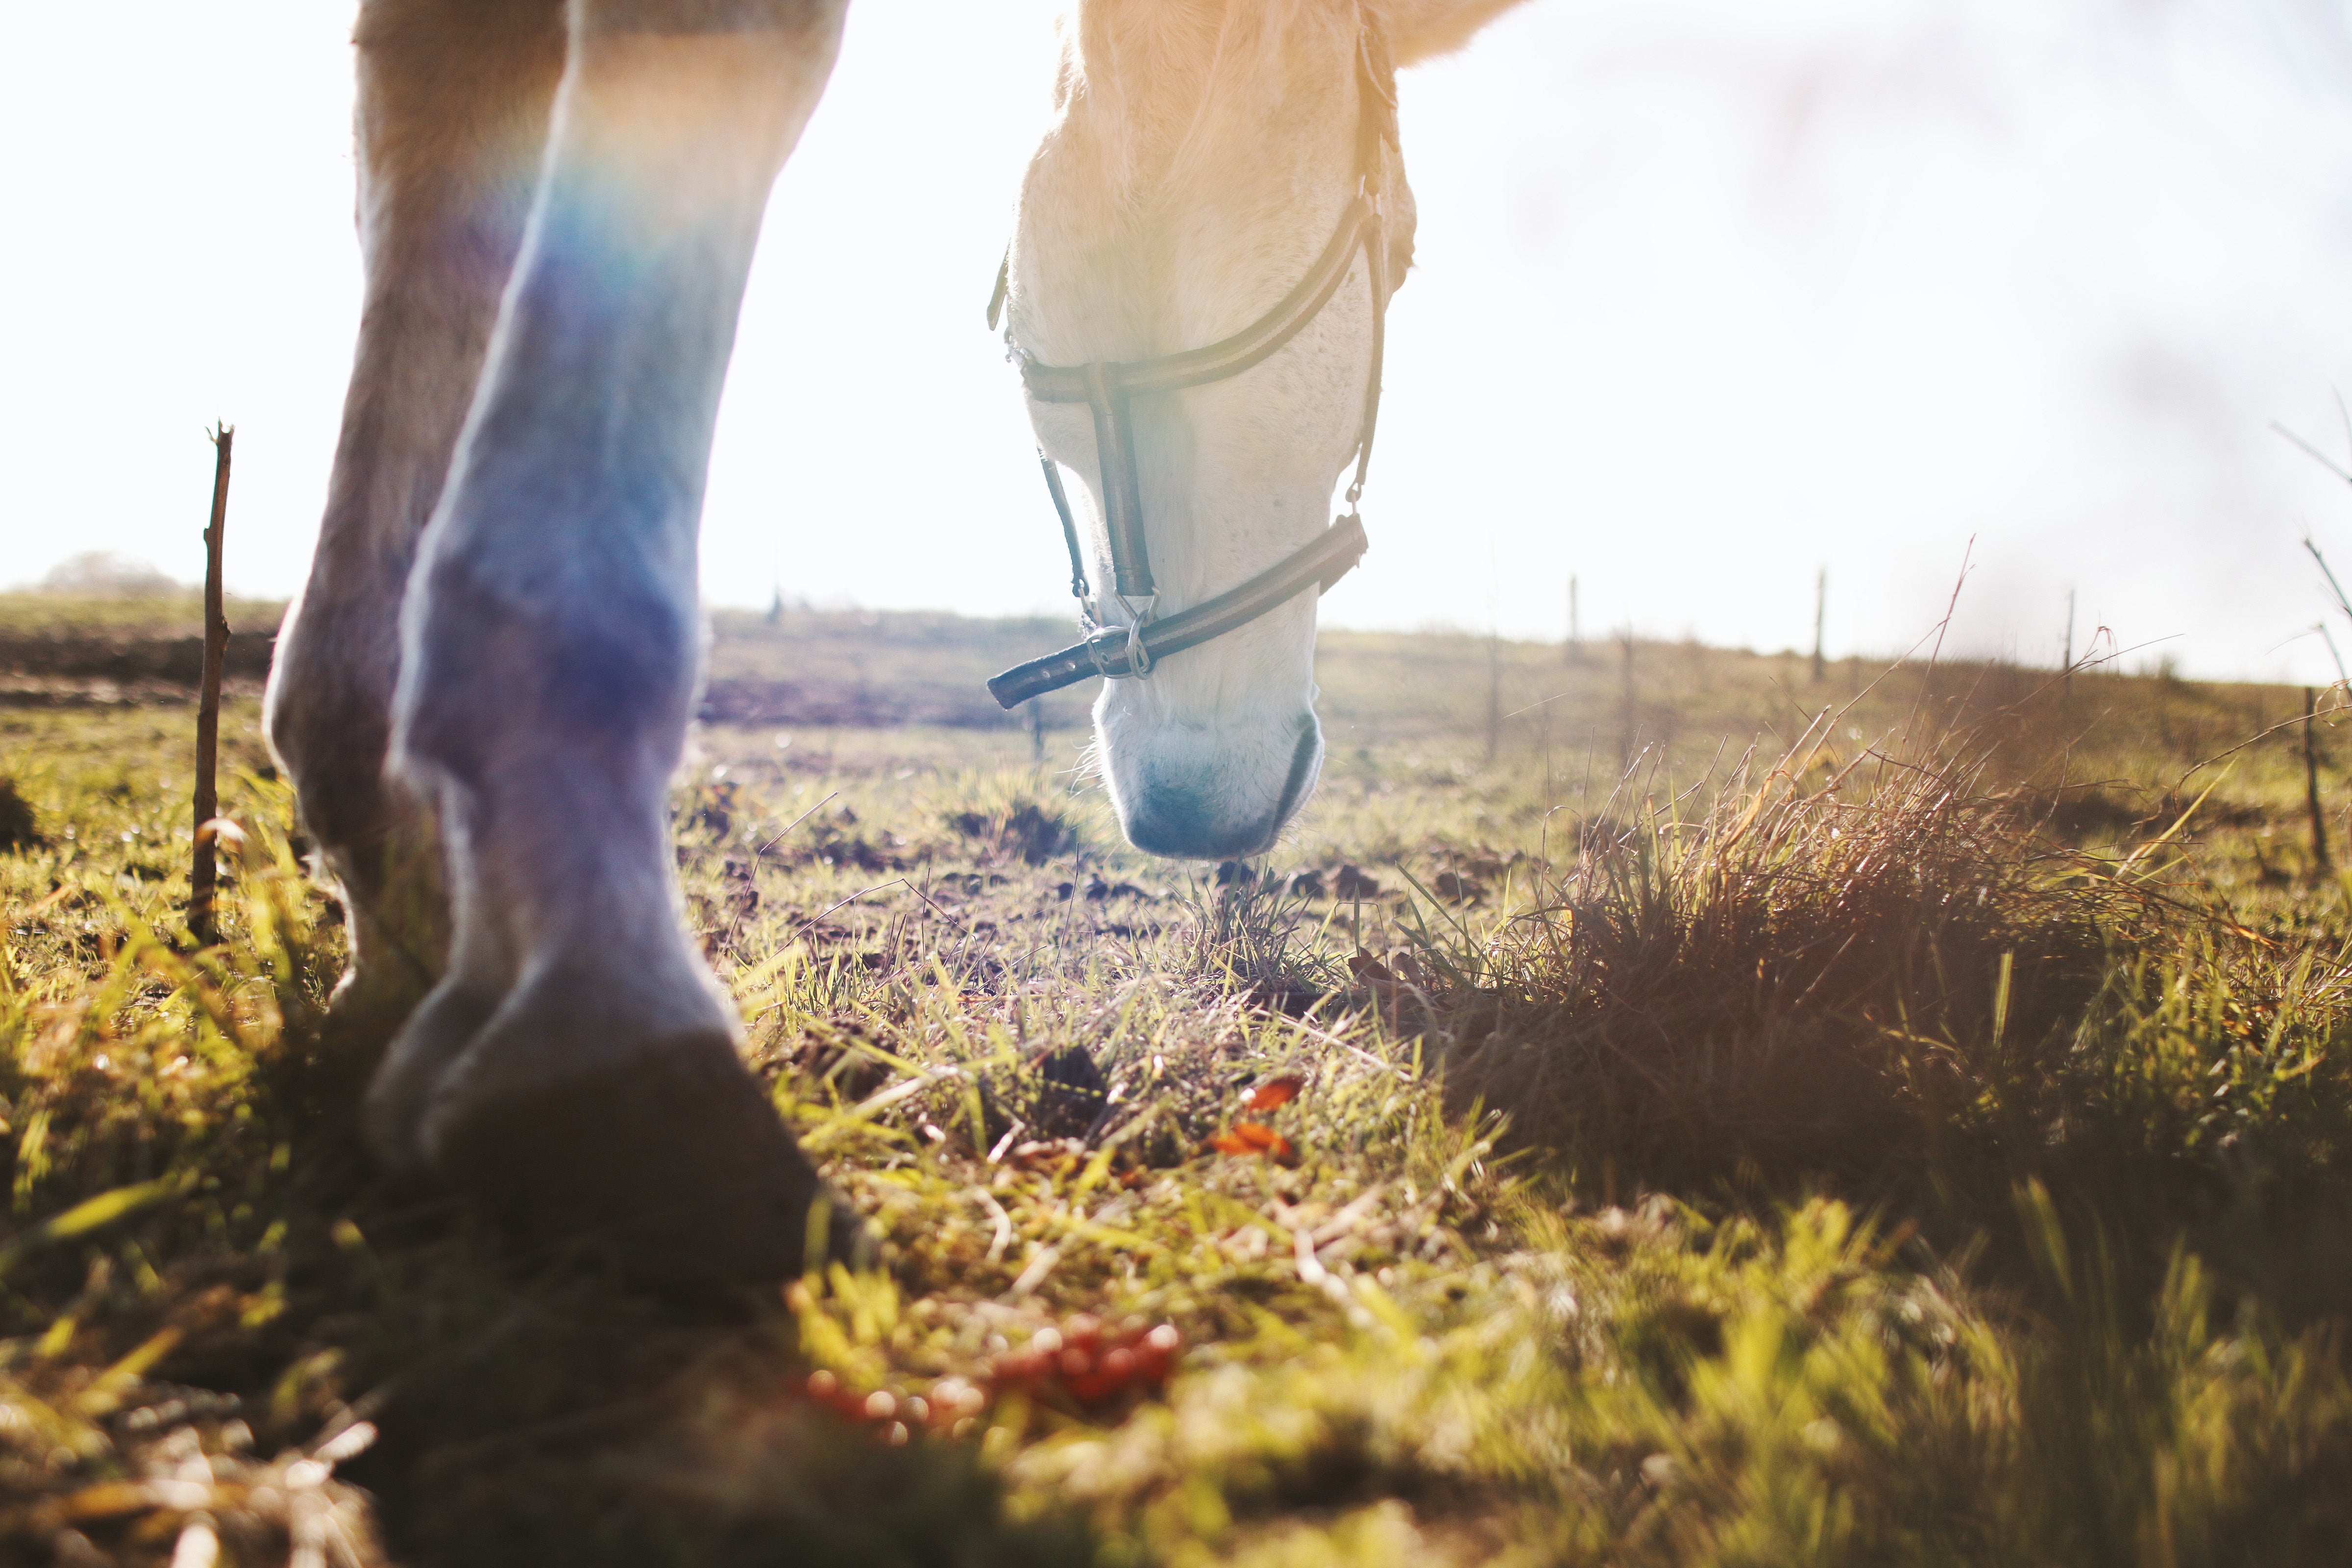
[6,0,2352,680]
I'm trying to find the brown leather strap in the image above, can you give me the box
[1081,362,1156,598]
[988,515,1369,708]
[1038,448,1086,601]
[1020,196,1382,405]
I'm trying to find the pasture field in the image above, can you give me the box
[4,595,2352,1565]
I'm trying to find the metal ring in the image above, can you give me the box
[1120,593,1156,678]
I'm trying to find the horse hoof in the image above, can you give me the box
[422,1029,862,1289]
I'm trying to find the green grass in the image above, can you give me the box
[3,620,2352,1565]
[0,595,285,641]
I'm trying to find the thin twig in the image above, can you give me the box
[2274,419,2352,484]
[1901,536,1974,744]
[2305,538,2352,625]
[755,790,840,859]
[190,424,233,944]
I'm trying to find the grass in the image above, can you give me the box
[4,609,2352,1564]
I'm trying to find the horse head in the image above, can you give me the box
[1003,1,1516,859]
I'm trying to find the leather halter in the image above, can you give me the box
[986,23,1399,710]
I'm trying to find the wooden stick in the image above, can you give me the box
[2305,686,2331,874]
[1483,632,1501,766]
[191,424,233,944]
[1811,566,1827,683]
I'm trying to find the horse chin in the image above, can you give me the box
[1096,692,1324,862]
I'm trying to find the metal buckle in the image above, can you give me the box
[1086,593,1156,679]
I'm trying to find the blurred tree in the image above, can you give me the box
[38,551,184,597]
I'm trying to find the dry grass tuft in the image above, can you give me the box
[1177,870,1342,1010]
[1432,737,2151,1197]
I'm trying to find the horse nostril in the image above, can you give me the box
[1122,790,1217,858]
[1266,716,1323,833]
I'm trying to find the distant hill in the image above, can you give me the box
[0,595,2320,801]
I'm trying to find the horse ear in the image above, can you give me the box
[1373,0,1533,66]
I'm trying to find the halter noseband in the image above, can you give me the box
[985,23,1399,710]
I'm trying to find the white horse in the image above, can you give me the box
[265,0,1529,1281]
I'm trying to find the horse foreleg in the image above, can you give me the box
[374,0,854,1281]
[265,0,565,1029]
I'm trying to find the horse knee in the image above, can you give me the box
[394,556,700,791]
[538,584,701,739]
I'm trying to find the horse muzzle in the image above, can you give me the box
[1099,703,1323,861]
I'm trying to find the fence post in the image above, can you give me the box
[2063,588,2076,699]
[1812,567,1827,683]
[1618,629,1636,767]
[2306,686,2331,873]
[1484,633,1502,766]
[190,424,234,944]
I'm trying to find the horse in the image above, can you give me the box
[263,0,1530,1283]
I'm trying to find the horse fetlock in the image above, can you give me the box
[328,864,447,1037]
[364,811,452,974]
[268,598,452,1033]
[323,772,449,956]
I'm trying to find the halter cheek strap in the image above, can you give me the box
[985,20,1399,710]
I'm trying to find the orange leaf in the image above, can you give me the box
[1245,1073,1306,1112]
[1207,1122,1298,1164]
